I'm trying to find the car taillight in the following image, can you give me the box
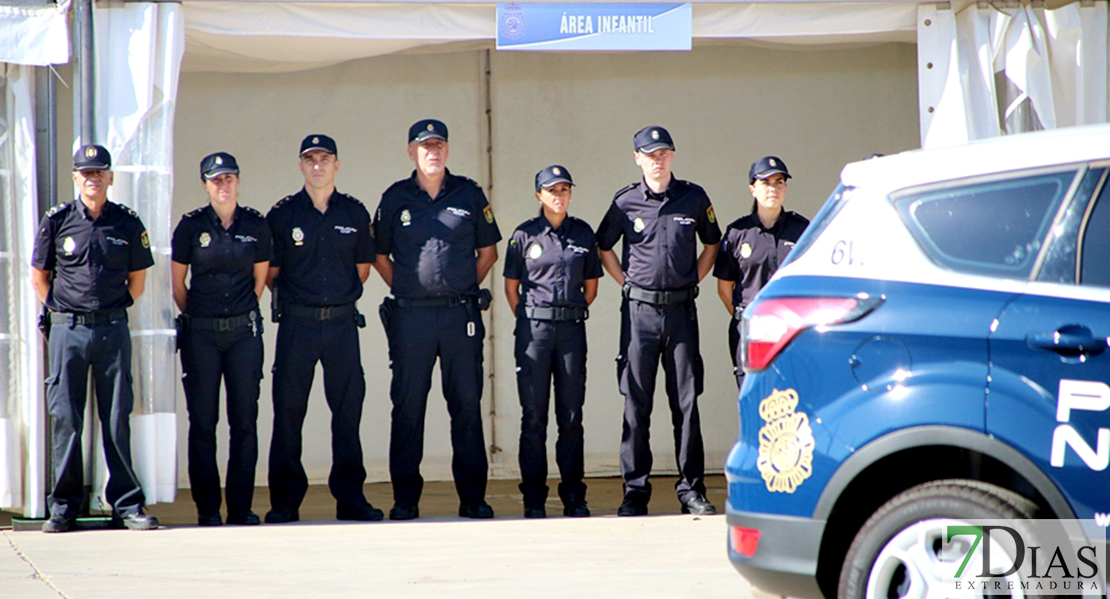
[742,295,881,371]
[730,526,761,558]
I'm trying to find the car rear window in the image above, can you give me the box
[893,171,1076,279]
[780,183,852,268]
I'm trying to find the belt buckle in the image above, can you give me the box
[74,313,90,326]
[214,318,231,332]
[316,306,332,320]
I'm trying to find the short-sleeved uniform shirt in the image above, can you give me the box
[32,199,155,313]
[595,177,722,291]
[172,204,273,317]
[375,170,502,299]
[266,188,374,308]
[502,214,603,309]
[713,210,809,311]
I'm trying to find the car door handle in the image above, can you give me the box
[1027,327,1108,355]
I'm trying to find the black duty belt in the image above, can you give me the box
[283,303,356,321]
[396,296,470,309]
[49,309,127,326]
[521,305,588,321]
[622,284,698,306]
[185,310,258,331]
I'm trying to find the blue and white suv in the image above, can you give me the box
[726,124,1110,599]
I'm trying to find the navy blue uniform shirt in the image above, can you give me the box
[503,214,603,309]
[375,170,502,299]
[267,188,374,307]
[595,177,722,291]
[32,199,155,313]
[713,210,809,310]
[172,204,273,317]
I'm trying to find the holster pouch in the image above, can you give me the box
[477,288,493,311]
[379,297,396,333]
[37,307,50,339]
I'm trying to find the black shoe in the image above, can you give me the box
[226,512,261,526]
[563,502,591,518]
[118,511,159,530]
[523,506,546,519]
[264,509,300,524]
[617,496,648,517]
[389,504,419,521]
[680,495,717,516]
[42,514,74,533]
[197,514,223,527]
[337,502,384,522]
[459,503,494,519]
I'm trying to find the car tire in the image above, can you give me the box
[838,479,1041,599]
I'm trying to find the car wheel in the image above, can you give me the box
[839,480,1040,599]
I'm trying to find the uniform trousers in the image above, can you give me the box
[179,322,263,518]
[45,317,145,518]
[387,303,488,508]
[269,315,367,513]
[514,317,587,508]
[617,298,706,504]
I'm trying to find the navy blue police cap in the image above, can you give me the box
[409,119,448,144]
[300,134,338,157]
[749,156,791,182]
[633,126,675,153]
[535,165,574,192]
[200,152,239,180]
[73,144,111,171]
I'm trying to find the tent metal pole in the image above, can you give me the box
[34,67,57,213]
[75,0,95,145]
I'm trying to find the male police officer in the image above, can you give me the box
[31,145,159,532]
[596,126,721,516]
[374,119,500,520]
[265,134,381,523]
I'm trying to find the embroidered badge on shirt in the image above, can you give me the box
[707,205,716,224]
[401,209,412,226]
[292,227,305,246]
[334,225,357,235]
[63,236,76,255]
[140,231,150,249]
[740,242,753,259]
[199,232,212,248]
[633,217,645,233]
[447,207,472,218]
[528,242,543,260]
[483,205,495,224]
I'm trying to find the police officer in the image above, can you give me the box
[714,156,809,387]
[31,145,159,532]
[504,165,601,519]
[596,126,721,516]
[172,152,271,526]
[374,119,501,520]
[265,134,381,523]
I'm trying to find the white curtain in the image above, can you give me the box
[86,1,184,506]
[0,2,70,67]
[918,1,1110,148]
[0,64,46,515]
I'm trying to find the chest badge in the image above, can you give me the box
[528,242,543,260]
[756,388,815,494]
[740,242,752,259]
[62,236,76,255]
[292,227,305,246]
[401,209,412,227]
[199,232,212,248]
[633,217,646,233]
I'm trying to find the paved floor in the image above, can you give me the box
[2,476,754,599]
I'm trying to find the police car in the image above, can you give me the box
[726,124,1110,599]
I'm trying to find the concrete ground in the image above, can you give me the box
[1,476,755,599]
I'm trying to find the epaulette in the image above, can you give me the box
[613,182,638,200]
[45,203,71,218]
[115,202,140,218]
[184,206,206,219]
[337,192,363,206]
[271,195,296,211]
[241,206,264,218]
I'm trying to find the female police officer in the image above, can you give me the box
[172,152,271,526]
[503,165,602,518]
[714,156,809,387]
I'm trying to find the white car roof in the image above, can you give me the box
[840,123,1110,196]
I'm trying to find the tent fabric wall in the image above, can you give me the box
[180,1,918,73]
[0,64,45,515]
[918,1,1110,148]
[0,1,70,67]
[85,1,185,506]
